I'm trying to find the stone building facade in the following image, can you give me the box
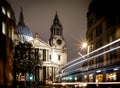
[15,9,67,84]
[85,0,120,82]
[0,0,16,87]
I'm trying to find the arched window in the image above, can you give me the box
[2,7,6,15]
[2,22,6,34]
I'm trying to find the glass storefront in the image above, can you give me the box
[96,74,103,82]
[89,74,94,82]
[106,72,117,82]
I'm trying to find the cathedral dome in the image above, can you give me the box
[16,24,33,37]
[15,8,33,42]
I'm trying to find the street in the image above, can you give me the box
[23,84,120,88]
[37,84,120,88]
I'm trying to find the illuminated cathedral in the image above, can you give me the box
[15,8,67,83]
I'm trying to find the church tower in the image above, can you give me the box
[49,12,67,66]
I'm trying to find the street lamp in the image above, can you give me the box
[82,42,88,49]
[78,42,88,57]
[78,41,89,82]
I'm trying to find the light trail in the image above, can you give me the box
[53,82,120,86]
[61,62,120,77]
[63,45,120,72]
[62,38,120,68]
[62,45,120,74]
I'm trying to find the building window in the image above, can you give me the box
[96,74,103,82]
[89,44,94,52]
[11,26,14,40]
[2,7,6,15]
[96,39,103,49]
[106,33,115,43]
[106,72,117,81]
[106,51,116,65]
[2,22,6,34]
[96,55,103,68]
[89,74,94,82]
[56,28,59,35]
[88,32,93,41]
[96,24,102,37]
[90,32,93,41]
[9,28,11,38]
[49,55,51,60]
[89,59,94,69]
[58,55,61,61]
[106,53,110,65]
[110,51,116,64]
[53,28,55,35]
[7,11,11,18]
[43,49,46,61]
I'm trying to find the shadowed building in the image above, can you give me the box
[86,0,120,82]
[0,0,16,87]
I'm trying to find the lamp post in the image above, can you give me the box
[78,42,88,57]
[78,41,89,83]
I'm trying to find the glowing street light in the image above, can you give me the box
[78,42,88,57]
[82,42,88,49]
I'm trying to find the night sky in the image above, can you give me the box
[10,0,91,62]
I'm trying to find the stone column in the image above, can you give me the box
[35,66,39,82]
[39,66,43,82]
[52,67,55,82]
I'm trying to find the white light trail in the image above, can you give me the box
[62,45,120,73]
[62,38,120,68]
[53,82,120,86]
[60,59,120,77]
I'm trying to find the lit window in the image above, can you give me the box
[2,22,6,34]
[7,11,11,18]
[11,27,14,40]
[2,7,6,14]
[106,72,117,81]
